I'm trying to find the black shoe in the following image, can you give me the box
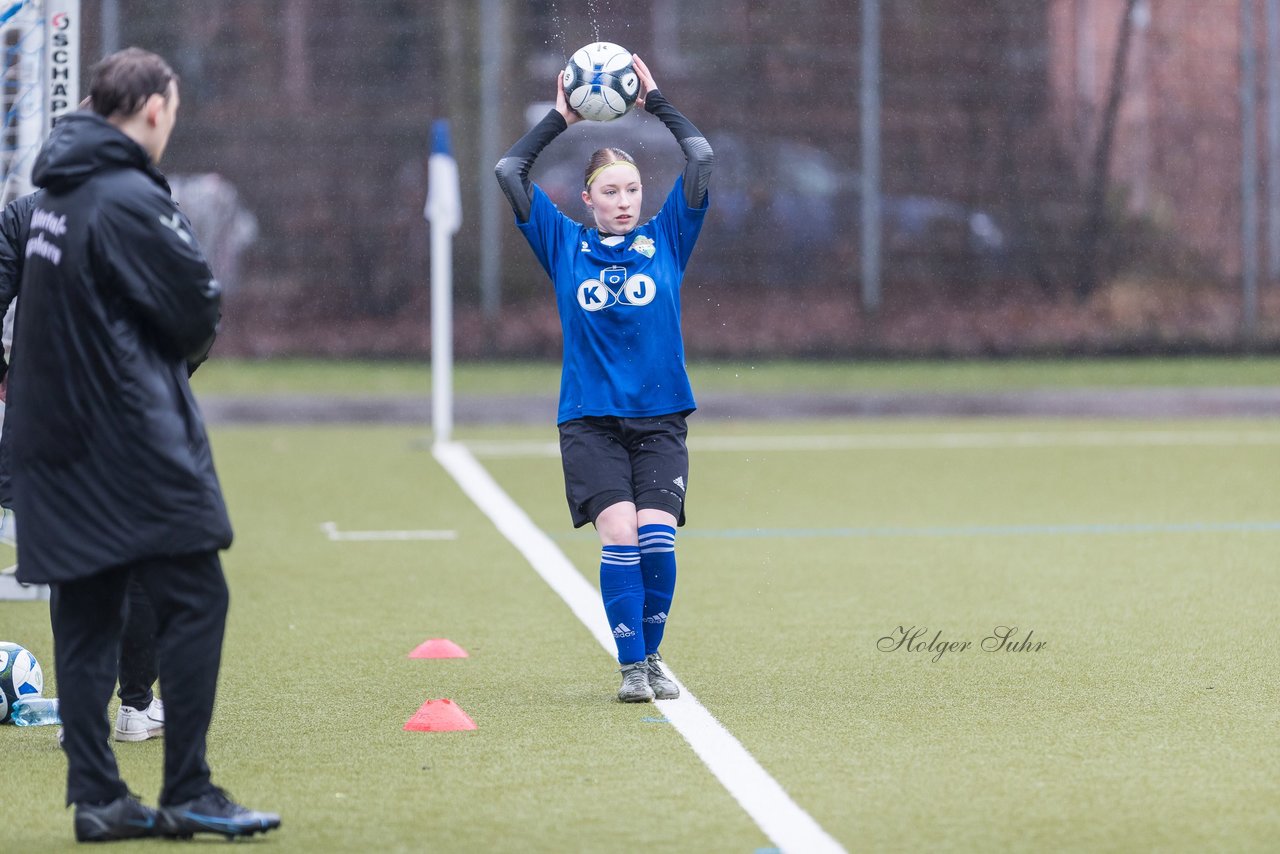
[158,788,280,839]
[74,795,158,842]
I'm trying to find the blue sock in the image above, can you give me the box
[599,545,645,664]
[639,524,677,655]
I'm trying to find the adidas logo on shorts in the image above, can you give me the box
[673,476,685,491]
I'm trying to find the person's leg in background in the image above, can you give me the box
[115,576,163,742]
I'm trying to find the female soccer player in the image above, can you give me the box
[496,56,713,702]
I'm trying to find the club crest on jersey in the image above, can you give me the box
[630,234,656,258]
[577,264,657,312]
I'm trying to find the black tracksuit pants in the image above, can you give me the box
[50,551,228,807]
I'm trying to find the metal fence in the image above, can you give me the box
[89,0,1279,357]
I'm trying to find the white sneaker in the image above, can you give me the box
[114,698,164,742]
[0,506,17,545]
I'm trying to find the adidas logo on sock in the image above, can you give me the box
[643,612,668,624]
[613,623,636,638]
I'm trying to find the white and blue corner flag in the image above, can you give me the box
[425,119,461,234]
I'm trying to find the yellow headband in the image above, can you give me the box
[586,160,640,188]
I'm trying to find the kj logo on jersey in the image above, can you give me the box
[577,265,657,312]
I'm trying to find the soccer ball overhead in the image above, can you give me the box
[563,41,640,122]
[0,641,44,723]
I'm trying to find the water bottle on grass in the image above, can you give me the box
[11,697,60,726]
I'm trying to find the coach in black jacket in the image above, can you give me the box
[9,48,278,842]
[0,186,167,747]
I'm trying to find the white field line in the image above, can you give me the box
[466,429,1280,458]
[432,440,845,854]
[321,522,457,542]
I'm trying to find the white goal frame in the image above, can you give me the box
[0,0,80,205]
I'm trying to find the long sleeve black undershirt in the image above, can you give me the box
[494,109,567,224]
[494,89,714,223]
[642,90,714,210]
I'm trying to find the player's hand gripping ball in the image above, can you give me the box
[563,41,640,122]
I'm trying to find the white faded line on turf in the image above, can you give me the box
[466,429,1280,458]
[551,520,1280,541]
[321,521,457,541]
[432,440,845,854]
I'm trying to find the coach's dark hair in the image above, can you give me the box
[584,148,637,188]
[89,47,177,119]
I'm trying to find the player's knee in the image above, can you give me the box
[594,502,638,545]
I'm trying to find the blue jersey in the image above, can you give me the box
[518,175,708,424]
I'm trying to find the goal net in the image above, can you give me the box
[0,0,79,205]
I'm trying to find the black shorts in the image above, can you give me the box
[558,413,690,529]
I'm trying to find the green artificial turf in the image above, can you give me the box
[188,356,1280,398]
[1,426,763,852]
[486,417,1280,852]
[3,418,1278,850]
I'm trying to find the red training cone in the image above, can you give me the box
[404,699,476,732]
[409,638,469,659]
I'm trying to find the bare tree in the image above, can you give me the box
[1076,0,1141,300]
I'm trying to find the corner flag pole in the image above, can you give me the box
[426,119,461,444]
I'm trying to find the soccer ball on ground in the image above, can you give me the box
[0,641,44,723]
[563,41,640,122]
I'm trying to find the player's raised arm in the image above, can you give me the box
[633,55,714,210]
[494,73,577,224]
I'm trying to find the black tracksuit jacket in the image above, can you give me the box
[9,111,231,583]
